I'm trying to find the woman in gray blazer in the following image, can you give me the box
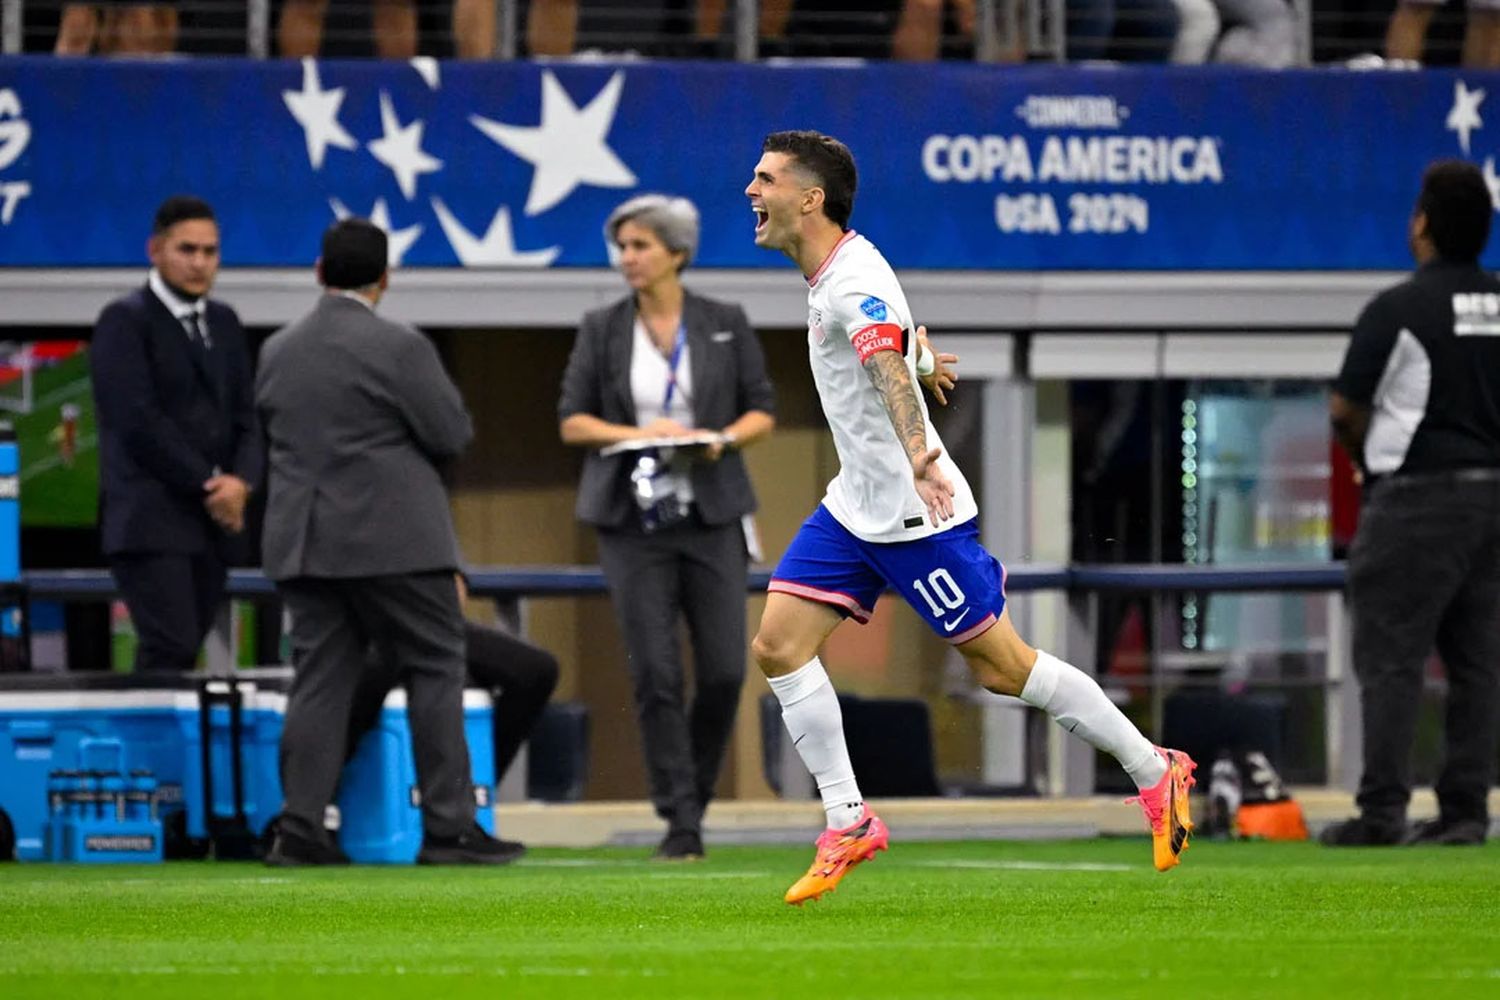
[559,194,775,860]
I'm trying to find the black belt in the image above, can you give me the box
[1366,467,1500,490]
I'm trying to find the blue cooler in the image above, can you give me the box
[0,675,193,861]
[335,688,496,863]
[1,673,496,864]
[190,678,496,863]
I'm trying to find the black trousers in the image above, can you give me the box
[277,572,473,842]
[109,549,225,672]
[347,621,559,782]
[597,515,748,835]
[1349,474,1500,826]
[463,622,560,779]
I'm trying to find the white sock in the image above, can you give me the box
[767,658,865,830]
[1020,650,1167,789]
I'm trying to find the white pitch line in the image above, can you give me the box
[642,872,765,879]
[518,858,643,867]
[93,876,294,887]
[0,964,669,979]
[909,859,1132,872]
[31,375,92,413]
[517,859,769,878]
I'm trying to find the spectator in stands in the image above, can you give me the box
[278,0,418,58]
[519,0,582,55]
[753,0,982,59]
[885,0,1038,61]
[559,194,775,861]
[277,0,576,58]
[1387,0,1500,67]
[55,2,178,55]
[89,196,261,674]
[1066,0,1181,60]
[1168,0,1300,65]
[1168,0,1220,61]
[258,218,515,866]
[1212,0,1295,67]
[1323,161,1500,847]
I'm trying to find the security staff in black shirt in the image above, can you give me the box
[1324,160,1500,847]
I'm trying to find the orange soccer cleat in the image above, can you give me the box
[1127,748,1197,872]
[784,806,890,906]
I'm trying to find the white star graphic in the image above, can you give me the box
[282,59,357,171]
[469,70,637,217]
[329,197,424,266]
[1447,80,1486,156]
[367,91,443,201]
[410,57,441,90]
[1483,158,1500,213]
[431,199,561,267]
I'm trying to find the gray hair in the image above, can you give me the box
[603,194,700,270]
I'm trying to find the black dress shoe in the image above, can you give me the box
[652,829,704,861]
[1403,817,1488,846]
[1318,816,1406,846]
[417,825,525,865]
[264,828,351,867]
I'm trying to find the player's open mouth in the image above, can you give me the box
[753,208,768,234]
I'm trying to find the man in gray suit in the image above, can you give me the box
[257,218,516,866]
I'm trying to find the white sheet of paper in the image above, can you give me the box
[599,433,728,458]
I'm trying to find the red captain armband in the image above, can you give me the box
[851,323,905,364]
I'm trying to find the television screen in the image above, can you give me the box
[1,340,99,528]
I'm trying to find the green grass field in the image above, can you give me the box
[2,838,1497,998]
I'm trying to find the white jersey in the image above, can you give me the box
[804,231,978,542]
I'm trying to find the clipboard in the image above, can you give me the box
[599,433,729,458]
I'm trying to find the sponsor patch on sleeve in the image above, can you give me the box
[851,322,903,363]
[859,296,889,322]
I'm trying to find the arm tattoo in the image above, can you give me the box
[863,350,927,462]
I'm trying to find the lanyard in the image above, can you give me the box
[661,324,688,413]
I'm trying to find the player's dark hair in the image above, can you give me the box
[762,130,858,229]
[1418,160,1492,263]
[152,195,216,235]
[320,218,388,290]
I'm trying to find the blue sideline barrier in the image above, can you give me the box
[22,563,1346,602]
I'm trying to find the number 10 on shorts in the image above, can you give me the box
[912,568,966,616]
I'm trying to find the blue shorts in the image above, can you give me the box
[768,505,1007,644]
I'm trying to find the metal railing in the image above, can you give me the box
[21,560,1356,797]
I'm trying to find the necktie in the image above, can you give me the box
[184,312,210,351]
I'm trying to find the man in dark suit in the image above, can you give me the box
[90,195,260,674]
[257,218,515,866]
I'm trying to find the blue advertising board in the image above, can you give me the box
[0,57,1497,270]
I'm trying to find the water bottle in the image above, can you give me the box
[128,770,158,822]
[79,770,102,820]
[49,770,79,860]
[58,770,81,819]
[101,770,126,823]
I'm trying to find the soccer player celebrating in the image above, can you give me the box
[745,131,1196,905]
